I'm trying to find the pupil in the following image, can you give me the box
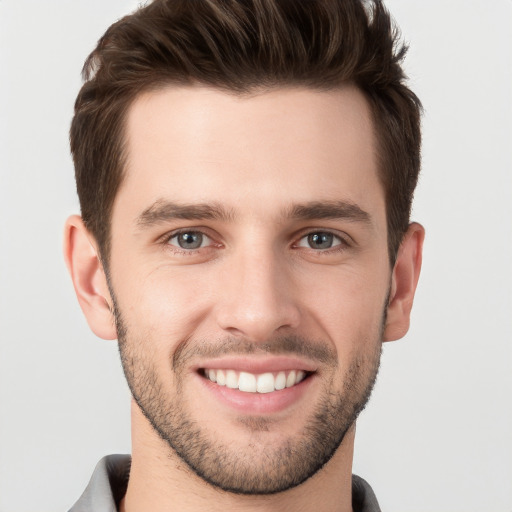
[308,233,332,249]
[179,232,202,249]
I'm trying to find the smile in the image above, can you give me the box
[201,369,309,393]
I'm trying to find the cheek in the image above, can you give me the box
[296,263,388,388]
[298,263,389,337]
[114,264,217,348]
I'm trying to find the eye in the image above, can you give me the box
[168,231,212,250]
[297,232,343,250]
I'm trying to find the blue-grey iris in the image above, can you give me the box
[308,232,334,249]
[178,232,203,249]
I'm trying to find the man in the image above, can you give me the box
[64,0,424,510]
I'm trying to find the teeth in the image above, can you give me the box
[216,369,226,386]
[238,372,257,392]
[256,373,275,394]
[205,369,308,393]
[225,370,238,389]
[286,370,296,388]
[275,371,286,390]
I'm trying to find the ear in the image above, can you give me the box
[63,215,117,340]
[383,222,425,342]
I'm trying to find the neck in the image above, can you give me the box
[120,402,355,512]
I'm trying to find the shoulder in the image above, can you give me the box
[352,474,381,512]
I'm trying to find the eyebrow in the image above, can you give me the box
[137,200,235,226]
[136,199,371,228]
[287,200,372,224]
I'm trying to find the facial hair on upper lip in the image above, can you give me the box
[171,334,339,376]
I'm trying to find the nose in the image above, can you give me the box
[215,247,301,342]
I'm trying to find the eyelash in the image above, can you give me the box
[160,228,352,255]
[293,230,351,253]
[162,229,219,255]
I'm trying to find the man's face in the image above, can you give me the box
[108,85,390,494]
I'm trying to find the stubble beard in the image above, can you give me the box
[115,304,383,495]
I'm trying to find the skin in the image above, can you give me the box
[64,85,424,512]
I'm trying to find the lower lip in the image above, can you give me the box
[197,373,315,415]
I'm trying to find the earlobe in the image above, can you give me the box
[383,222,425,342]
[63,215,117,340]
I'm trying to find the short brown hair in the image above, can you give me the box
[70,0,422,264]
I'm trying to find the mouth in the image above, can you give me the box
[200,368,312,393]
[193,357,318,414]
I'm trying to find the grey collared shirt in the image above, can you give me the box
[69,454,381,512]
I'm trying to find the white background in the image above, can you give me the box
[0,1,511,511]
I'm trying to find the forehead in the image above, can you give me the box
[116,85,384,224]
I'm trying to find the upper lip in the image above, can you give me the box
[192,356,319,375]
